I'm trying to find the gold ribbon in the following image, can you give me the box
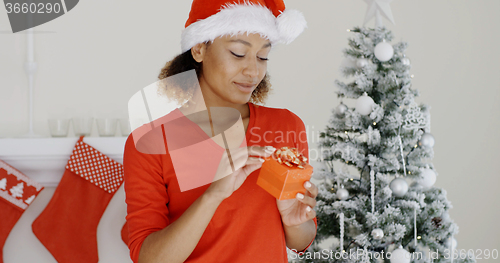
[272,146,308,169]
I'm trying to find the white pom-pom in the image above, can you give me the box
[276,9,307,44]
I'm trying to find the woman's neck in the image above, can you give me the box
[178,89,251,138]
[182,86,250,120]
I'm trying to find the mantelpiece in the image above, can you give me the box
[0,137,127,187]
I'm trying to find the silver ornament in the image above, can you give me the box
[335,103,348,118]
[418,133,435,148]
[390,178,408,197]
[374,41,394,62]
[402,57,411,66]
[390,246,411,263]
[356,58,369,68]
[355,92,375,116]
[371,228,384,240]
[336,188,349,201]
[417,168,436,188]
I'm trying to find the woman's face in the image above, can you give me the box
[192,33,271,106]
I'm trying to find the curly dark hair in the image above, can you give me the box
[157,41,272,105]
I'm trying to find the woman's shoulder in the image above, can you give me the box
[124,125,168,158]
[124,108,185,156]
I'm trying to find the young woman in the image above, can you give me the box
[123,1,318,263]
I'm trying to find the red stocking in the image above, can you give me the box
[121,221,129,245]
[32,136,124,263]
[0,160,43,263]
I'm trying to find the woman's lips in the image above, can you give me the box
[234,82,256,93]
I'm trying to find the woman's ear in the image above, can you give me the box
[191,42,206,63]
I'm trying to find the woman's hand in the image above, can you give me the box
[276,180,318,227]
[205,146,276,202]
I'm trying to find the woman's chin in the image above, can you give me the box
[230,95,252,105]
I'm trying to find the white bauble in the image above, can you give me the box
[418,133,435,148]
[374,41,394,62]
[356,58,369,68]
[418,168,436,188]
[390,246,411,263]
[355,92,374,115]
[390,178,408,197]
[335,103,348,118]
[371,228,384,240]
[336,188,349,201]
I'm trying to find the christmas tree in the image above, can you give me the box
[293,26,477,263]
[9,182,24,198]
[0,178,6,190]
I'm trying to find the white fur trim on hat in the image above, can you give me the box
[276,9,307,45]
[180,2,306,53]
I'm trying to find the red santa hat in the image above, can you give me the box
[181,0,307,53]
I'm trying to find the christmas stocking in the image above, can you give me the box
[121,221,129,245]
[0,160,44,263]
[32,136,124,263]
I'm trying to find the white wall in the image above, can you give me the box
[1,0,499,262]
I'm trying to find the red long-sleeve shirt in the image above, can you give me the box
[124,102,317,263]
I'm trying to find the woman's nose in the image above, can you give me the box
[242,58,260,78]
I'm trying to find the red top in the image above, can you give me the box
[124,102,317,263]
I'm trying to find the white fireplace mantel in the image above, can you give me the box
[0,137,127,187]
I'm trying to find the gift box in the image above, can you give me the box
[257,147,313,200]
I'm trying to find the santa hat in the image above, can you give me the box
[181,0,307,53]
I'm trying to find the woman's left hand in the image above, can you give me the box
[276,180,318,227]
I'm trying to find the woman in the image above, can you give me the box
[124,1,318,262]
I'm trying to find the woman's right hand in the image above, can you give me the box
[205,145,276,202]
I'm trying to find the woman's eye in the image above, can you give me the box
[231,51,268,61]
[230,51,244,58]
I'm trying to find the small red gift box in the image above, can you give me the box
[257,147,313,200]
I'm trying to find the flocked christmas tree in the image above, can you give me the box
[292,2,477,263]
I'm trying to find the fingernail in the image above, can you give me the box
[259,158,265,162]
[296,193,304,200]
[306,206,312,212]
[265,146,276,152]
[304,181,312,188]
